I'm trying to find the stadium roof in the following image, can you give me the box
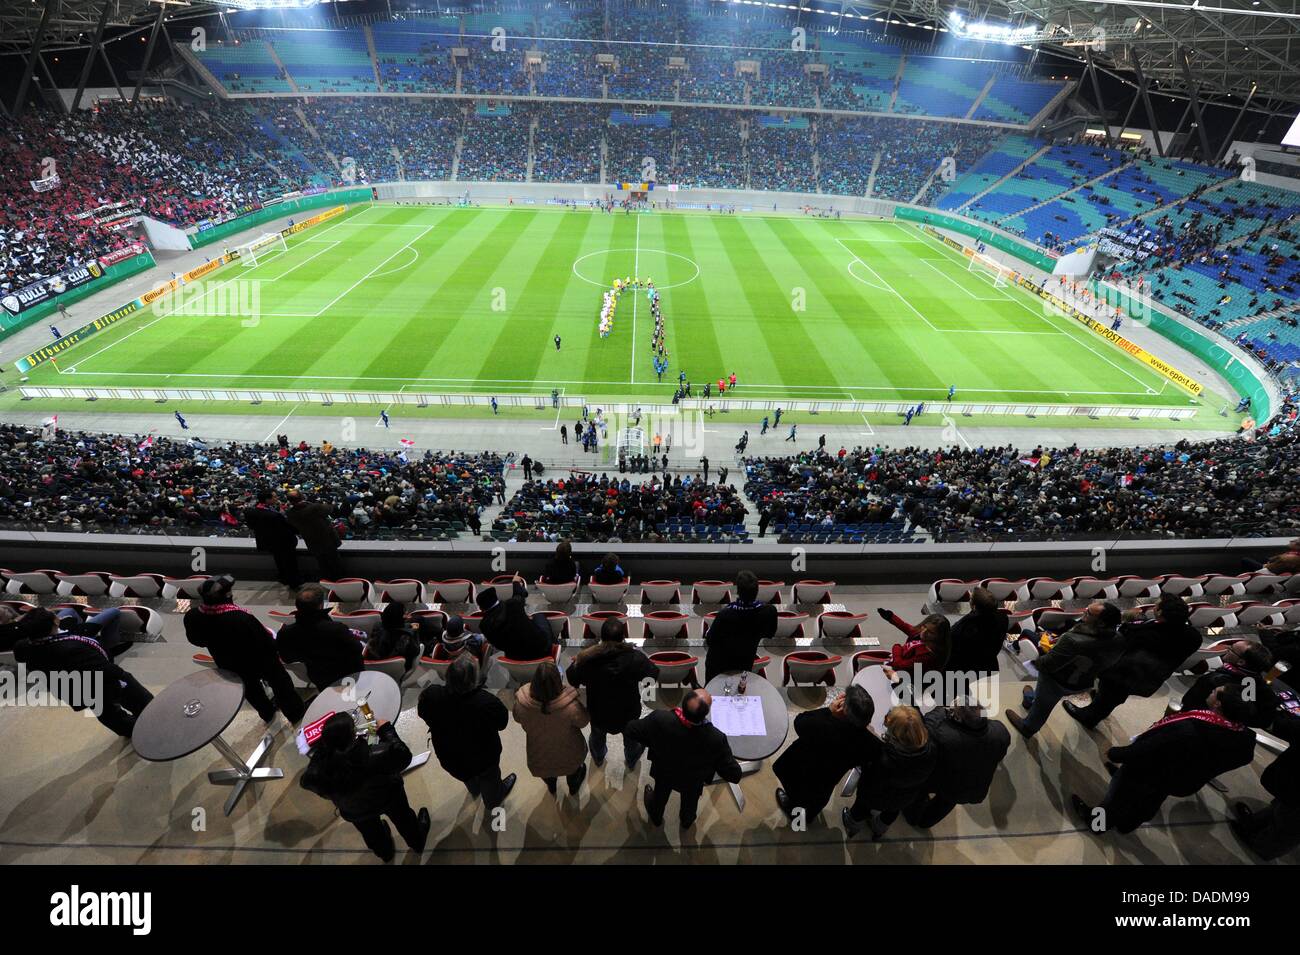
[815,0,1300,110]
[1,0,1297,111]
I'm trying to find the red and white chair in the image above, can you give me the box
[418,644,478,684]
[817,611,869,639]
[1030,607,1083,634]
[193,652,218,669]
[643,610,691,640]
[1072,577,1120,600]
[5,570,61,596]
[1116,576,1167,599]
[1024,578,1075,602]
[536,579,579,604]
[756,580,786,604]
[1186,604,1241,630]
[782,650,841,687]
[538,610,571,642]
[774,611,809,640]
[1281,600,1300,625]
[55,572,113,597]
[980,578,1029,602]
[927,579,977,605]
[691,581,733,605]
[480,575,518,603]
[792,580,836,604]
[852,649,892,673]
[640,580,682,604]
[580,610,626,642]
[699,611,719,638]
[117,606,164,639]
[374,579,427,605]
[648,651,700,688]
[428,579,475,604]
[1202,575,1249,599]
[108,573,165,599]
[496,645,560,686]
[331,609,382,635]
[751,655,771,679]
[1243,572,1287,595]
[162,575,211,600]
[1237,602,1287,628]
[323,578,373,604]
[363,656,411,684]
[268,609,297,626]
[1161,575,1208,598]
[461,611,486,634]
[588,578,630,604]
[279,658,311,685]
[407,608,448,629]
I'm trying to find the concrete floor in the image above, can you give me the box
[0,583,1282,865]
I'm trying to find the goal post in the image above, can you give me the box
[966,248,1011,288]
[234,232,288,268]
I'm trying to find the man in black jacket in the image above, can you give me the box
[1071,684,1258,834]
[567,617,658,767]
[417,655,516,808]
[624,689,743,828]
[13,607,154,737]
[945,587,1009,677]
[285,489,343,580]
[301,713,430,862]
[905,701,1010,828]
[1064,594,1202,729]
[1231,705,1300,859]
[1180,640,1277,728]
[703,570,778,682]
[477,579,552,661]
[774,685,880,820]
[275,584,364,690]
[243,490,301,588]
[0,605,21,652]
[183,575,305,723]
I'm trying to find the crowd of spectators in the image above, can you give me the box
[745,395,1300,542]
[494,472,749,543]
[458,110,530,182]
[532,104,602,183]
[0,423,502,541]
[747,124,816,194]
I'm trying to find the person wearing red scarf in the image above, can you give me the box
[1071,684,1257,834]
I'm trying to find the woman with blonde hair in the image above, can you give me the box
[842,705,937,840]
[512,660,590,796]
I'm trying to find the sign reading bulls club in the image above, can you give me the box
[1,260,105,316]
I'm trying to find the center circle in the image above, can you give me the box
[572,248,700,290]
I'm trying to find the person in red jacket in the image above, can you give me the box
[879,609,951,673]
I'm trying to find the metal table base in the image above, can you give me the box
[207,733,283,816]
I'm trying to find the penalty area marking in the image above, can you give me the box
[571,248,700,290]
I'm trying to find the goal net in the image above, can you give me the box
[235,232,288,268]
[965,248,1012,288]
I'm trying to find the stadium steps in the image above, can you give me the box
[363,24,384,91]
[172,41,228,97]
[953,143,1051,212]
[964,74,996,119]
[1028,80,1076,127]
[263,41,300,93]
[865,149,881,197]
[1223,302,1300,330]
[390,146,404,181]
[910,161,943,205]
[887,54,905,111]
[993,157,1138,227]
[526,115,537,183]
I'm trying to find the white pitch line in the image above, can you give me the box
[835,236,940,331]
[630,214,640,385]
[65,239,344,371]
[56,368,1161,397]
[918,257,1011,303]
[909,224,1161,394]
[261,402,302,443]
[303,224,434,317]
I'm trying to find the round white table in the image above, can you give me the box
[703,670,790,811]
[132,668,283,816]
[301,670,429,773]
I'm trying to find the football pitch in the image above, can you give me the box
[31,203,1208,411]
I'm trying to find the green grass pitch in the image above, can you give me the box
[31,203,1209,410]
